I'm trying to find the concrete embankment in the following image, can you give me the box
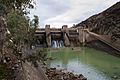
[86,40,120,57]
[20,61,49,80]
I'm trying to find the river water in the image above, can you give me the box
[47,47,120,80]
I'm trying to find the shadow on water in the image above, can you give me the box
[47,47,120,80]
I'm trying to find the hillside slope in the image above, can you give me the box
[75,2,120,39]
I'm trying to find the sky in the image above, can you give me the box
[30,0,120,28]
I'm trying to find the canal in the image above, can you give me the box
[47,47,120,80]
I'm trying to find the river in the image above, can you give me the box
[46,47,120,80]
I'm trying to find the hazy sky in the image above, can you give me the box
[30,0,119,28]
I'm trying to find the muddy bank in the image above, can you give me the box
[86,40,120,57]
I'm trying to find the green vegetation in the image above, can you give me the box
[5,10,39,56]
[0,0,35,15]
[0,0,41,79]
[0,0,36,57]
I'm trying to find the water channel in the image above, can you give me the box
[47,47,120,80]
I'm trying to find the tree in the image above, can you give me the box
[0,0,38,79]
[0,0,35,15]
[6,11,29,43]
[5,10,39,58]
[28,15,39,47]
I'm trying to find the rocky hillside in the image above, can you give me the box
[75,2,120,39]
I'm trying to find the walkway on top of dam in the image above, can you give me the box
[35,28,79,38]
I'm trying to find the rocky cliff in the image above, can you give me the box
[75,2,120,40]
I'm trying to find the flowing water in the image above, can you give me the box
[47,47,120,80]
[51,40,64,48]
